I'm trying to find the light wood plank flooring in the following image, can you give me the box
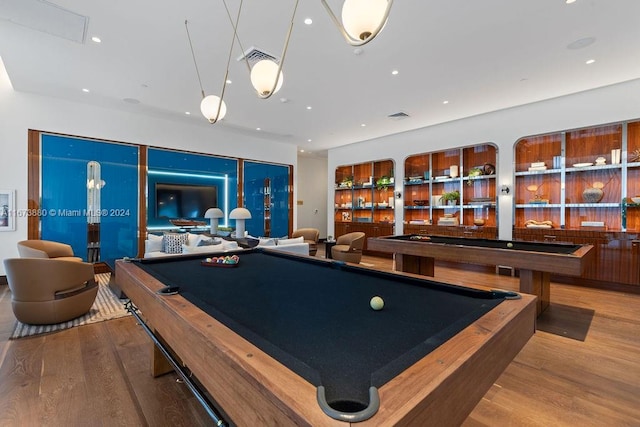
[1,250,639,426]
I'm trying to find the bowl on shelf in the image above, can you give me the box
[413,200,428,206]
[473,218,485,226]
[631,197,640,204]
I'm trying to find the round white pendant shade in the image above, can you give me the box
[200,95,227,122]
[250,60,284,97]
[341,0,388,41]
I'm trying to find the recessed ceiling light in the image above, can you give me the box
[391,70,399,75]
[307,139,312,142]
[91,36,101,43]
[280,97,289,103]
[361,123,366,127]
[300,149,305,153]
[82,88,90,93]
[566,0,576,4]
[306,106,312,110]
[256,127,261,131]
[226,79,232,84]
[185,111,191,115]
[304,18,312,25]
[443,100,449,104]
[586,59,596,64]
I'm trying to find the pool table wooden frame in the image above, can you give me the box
[116,257,536,427]
[367,235,594,315]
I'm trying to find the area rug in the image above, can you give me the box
[536,302,595,342]
[10,273,130,339]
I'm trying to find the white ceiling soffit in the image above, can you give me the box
[0,0,88,43]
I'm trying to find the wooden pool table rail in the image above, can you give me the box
[116,258,536,426]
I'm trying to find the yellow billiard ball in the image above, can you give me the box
[370,296,384,311]
[507,242,514,248]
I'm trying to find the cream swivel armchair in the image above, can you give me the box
[17,240,82,262]
[291,228,320,256]
[331,232,366,264]
[3,258,98,325]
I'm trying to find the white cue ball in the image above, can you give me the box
[370,296,384,311]
[507,242,514,248]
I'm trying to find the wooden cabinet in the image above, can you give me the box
[514,119,640,286]
[404,143,498,235]
[334,160,395,255]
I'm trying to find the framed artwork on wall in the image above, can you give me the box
[0,189,15,231]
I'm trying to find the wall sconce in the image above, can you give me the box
[501,185,511,195]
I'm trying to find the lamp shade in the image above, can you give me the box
[200,95,227,122]
[204,207,224,219]
[229,207,252,220]
[342,0,389,42]
[250,60,284,97]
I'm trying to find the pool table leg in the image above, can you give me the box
[152,332,175,377]
[519,269,550,316]
[395,254,435,277]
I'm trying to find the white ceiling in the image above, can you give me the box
[2,0,640,157]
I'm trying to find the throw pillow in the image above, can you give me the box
[146,234,163,253]
[163,233,188,254]
[198,237,221,247]
[277,236,304,246]
[257,237,276,247]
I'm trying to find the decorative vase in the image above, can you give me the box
[582,187,604,203]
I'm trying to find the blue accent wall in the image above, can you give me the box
[244,161,290,237]
[40,134,139,264]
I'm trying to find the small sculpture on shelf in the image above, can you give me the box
[582,181,604,203]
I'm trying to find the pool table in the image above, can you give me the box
[367,234,594,315]
[116,249,536,426]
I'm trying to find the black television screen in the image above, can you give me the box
[155,183,217,219]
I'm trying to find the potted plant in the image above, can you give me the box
[376,175,392,191]
[442,190,460,205]
[340,175,354,188]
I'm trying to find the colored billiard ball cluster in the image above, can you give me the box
[206,255,239,264]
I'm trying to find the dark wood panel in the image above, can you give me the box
[514,228,640,286]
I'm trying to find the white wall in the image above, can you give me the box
[0,64,298,275]
[328,78,640,240]
[295,156,328,239]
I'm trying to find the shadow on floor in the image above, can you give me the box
[536,303,595,341]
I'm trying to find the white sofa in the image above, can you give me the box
[144,233,241,258]
[252,236,310,256]
[144,233,310,258]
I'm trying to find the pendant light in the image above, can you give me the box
[321,0,393,46]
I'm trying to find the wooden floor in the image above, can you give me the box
[1,249,639,426]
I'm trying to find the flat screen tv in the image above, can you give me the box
[155,183,217,219]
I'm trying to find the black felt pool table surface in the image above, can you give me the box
[134,250,511,411]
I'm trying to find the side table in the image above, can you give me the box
[325,240,337,259]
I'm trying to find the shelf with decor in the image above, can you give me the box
[403,143,498,235]
[513,119,640,286]
[334,159,395,232]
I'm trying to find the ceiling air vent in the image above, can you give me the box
[237,46,279,65]
[387,111,410,120]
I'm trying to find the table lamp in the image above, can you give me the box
[204,207,224,235]
[229,207,251,238]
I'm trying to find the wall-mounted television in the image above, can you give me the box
[155,183,217,219]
